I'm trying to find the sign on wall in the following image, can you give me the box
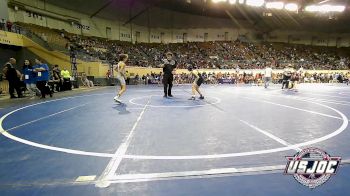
[23,10,46,26]
[73,23,90,30]
[25,11,44,20]
[121,33,131,38]
[0,31,24,46]
[151,35,160,39]
[79,19,91,32]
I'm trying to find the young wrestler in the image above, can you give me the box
[113,54,128,103]
[290,67,300,91]
[188,64,204,100]
[264,64,273,88]
[282,64,293,90]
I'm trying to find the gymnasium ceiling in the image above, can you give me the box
[42,0,350,33]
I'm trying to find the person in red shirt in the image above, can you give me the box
[106,69,112,86]
[6,20,13,32]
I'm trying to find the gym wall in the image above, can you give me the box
[7,0,350,46]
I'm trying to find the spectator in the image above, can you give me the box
[106,69,112,85]
[52,65,62,92]
[60,68,72,90]
[22,59,40,99]
[0,19,5,31]
[81,72,94,88]
[2,58,22,98]
[41,33,48,42]
[125,71,130,85]
[60,29,65,38]
[6,20,12,32]
[33,58,52,98]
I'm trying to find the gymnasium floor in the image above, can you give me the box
[0,83,349,195]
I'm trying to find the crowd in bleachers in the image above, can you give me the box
[0,19,21,33]
[128,69,350,86]
[15,22,68,50]
[68,36,350,70]
[12,23,350,70]
[3,23,350,98]
[2,56,350,99]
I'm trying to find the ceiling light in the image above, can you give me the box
[284,3,298,12]
[212,0,227,3]
[305,4,345,13]
[266,2,284,10]
[246,0,264,7]
[229,0,236,4]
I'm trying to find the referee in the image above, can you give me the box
[160,52,177,98]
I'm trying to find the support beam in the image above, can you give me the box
[90,0,115,18]
[123,0,162,26]
[123,6,150,26]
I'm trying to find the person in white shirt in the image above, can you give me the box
[298,66,304,77]
[81,72,94,88]
[264,65,273,88]
[290,69,300,91]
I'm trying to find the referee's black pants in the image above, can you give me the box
[8,80,22,98]
[37,81,52,98]
[282,76,290,89]
[163,74,173,96]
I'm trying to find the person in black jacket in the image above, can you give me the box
[52,65,62,92]
[2,58,23,98]
[160,52,177,98]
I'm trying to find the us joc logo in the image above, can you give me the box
[284,147,341,189]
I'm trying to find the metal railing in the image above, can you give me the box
[16,26,53,51]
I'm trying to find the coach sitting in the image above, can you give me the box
[61,68,72,91]
[81,73,94,88]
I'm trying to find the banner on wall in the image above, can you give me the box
[218,79,235,84]
[0,31,24,46]
[78,19,91,32]
[148,79,159,84]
